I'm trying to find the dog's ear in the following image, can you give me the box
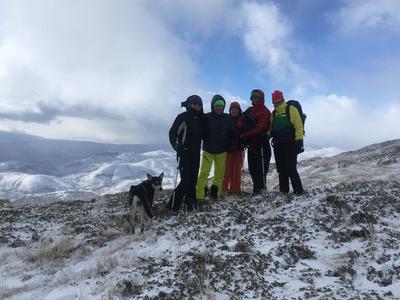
[146,173,152,180]
[159,172,164,180]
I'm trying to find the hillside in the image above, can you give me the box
[0,139,399,299]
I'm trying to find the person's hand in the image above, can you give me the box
[296,140,304,154]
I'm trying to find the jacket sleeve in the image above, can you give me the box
[243,108,271,139]
[169,114,183,150]
[289,106,304,141]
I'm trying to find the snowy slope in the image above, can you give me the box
[266,139,400,191]
[0,139,399,299]
[1,181,399,299]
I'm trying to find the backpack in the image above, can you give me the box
[273,100,306,134]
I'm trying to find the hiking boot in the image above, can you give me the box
[294,189,306,196]
[197,199,211,212]
[209,185,218,200]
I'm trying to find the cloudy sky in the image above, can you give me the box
[0,0,399,149]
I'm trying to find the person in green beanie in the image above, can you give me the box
[196,95,237,204]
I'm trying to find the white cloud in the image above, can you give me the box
[335,0,400,32]
[0,0,199,143]
[150,0,240,38]
[304,94,400,149]
[239,2,295,79]
[235,2,319,97]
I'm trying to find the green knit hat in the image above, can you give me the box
[214,99,225,106]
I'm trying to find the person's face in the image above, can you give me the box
[190,103,202,111]
[214,105,224,114]
[230,107,240,117]
[273,100,284,108]
[250,92,261,106]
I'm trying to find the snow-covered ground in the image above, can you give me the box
[0,138,399,299]
[1,181,399,299]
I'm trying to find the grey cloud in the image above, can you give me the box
[0,0,198,143]
[0,99,124,123]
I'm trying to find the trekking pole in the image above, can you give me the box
[240,153,245,198]
[170,155,180,213]
[261,145,266,191]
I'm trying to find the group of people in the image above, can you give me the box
[167,89,305,212]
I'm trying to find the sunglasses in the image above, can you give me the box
[191,102,202,106]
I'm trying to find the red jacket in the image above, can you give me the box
[237,89,271,146]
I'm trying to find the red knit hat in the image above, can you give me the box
[272,90,284,104]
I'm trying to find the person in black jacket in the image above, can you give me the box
[167,95,205,212]
[196,94,237,201]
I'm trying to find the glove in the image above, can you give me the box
[296,140,304,154]
[239,135,249,149]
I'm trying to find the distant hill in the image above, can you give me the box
[0,131,166,176]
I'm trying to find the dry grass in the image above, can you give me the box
[104,281,119,300]
[95,255,119,276]
[19,237,80,263]
[0,283,31,299]
[0,283,9,299]
[48,270,73,288]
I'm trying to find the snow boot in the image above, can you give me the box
[209,185,218,200]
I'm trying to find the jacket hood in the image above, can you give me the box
[181,94,204,115]
[211,94,226,112]
[251,89,265,107]
[229,101,242,115]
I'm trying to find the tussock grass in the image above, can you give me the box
[19,237,81,263]
[0,283,9,299]
[95,255,119,276]
[48,270,73,288]
[0,283,31,299]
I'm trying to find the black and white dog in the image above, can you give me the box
[127,172,164,234]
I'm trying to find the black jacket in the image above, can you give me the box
[203,112,237,154]
[169,109,205,152]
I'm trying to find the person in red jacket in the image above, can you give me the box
[222,102,244,196]
[237,89,272,195]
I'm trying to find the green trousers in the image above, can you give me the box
[196,151,227,199]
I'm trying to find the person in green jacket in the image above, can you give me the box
[270,90,304,194]
[196,95,237,202]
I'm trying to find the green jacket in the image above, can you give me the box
[269,102,304,142]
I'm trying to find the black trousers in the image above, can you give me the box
[273,141,304,194]
[248,140,271,191]
[168,150,200,211]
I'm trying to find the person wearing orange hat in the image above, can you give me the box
[222,102,244,196]
[270,90,304,194]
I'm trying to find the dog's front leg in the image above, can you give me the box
[140,209,145,234]
[129,201,137,235]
